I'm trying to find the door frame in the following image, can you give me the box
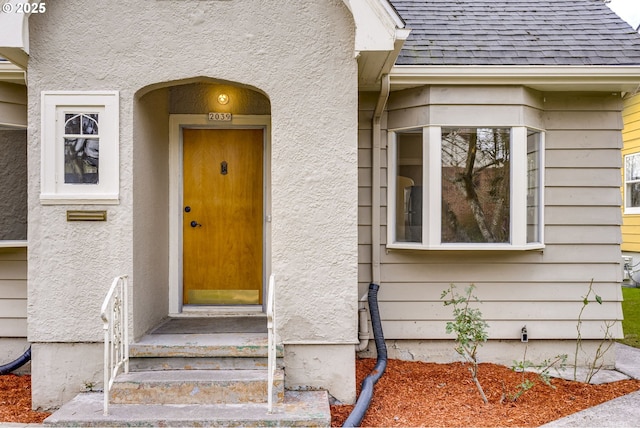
[168,114,271,315]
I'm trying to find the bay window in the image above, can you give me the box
[388,126,544,250]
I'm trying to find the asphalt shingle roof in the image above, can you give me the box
[390,0,640,66]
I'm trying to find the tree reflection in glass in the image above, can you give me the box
[64,113,99,184]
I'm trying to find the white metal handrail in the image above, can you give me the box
[267,274,276,413]
[100,275,129,416]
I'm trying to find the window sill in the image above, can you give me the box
[0,240,28,248]
[40,194,119,205]
[386,243,545,251]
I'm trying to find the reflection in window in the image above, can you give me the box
[64,113,99,184]
[396,130,422,242]
[0,130,27,240]
[527,130,542,243]
[441,128,510,243]
[625,153,640,210]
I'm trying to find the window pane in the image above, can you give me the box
[64,114,81,134]
[527,130,541,243]
[625,154,640,208]
[0,130,27,240]
[64,137,99,184]
[63,113,100,184]
[441,128,510,243]
[628,182,640,208]
[82,114,99,135]
[396,130,422,242]
[626,154,640,181]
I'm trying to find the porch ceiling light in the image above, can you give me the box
[217,93,229,105]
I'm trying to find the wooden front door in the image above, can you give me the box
[182,128,263,305]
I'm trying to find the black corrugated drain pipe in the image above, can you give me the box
[343,283,387,427]
[0,346,31,375]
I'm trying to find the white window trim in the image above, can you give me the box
[40,91,119,205]
[624,152,640,215]
[387,125,545,251]
[0,240,28,248]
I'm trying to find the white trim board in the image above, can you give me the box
[390,65,640,93]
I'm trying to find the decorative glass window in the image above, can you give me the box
[41,92,119,204]
[624,153,640,214]
[64,113,100,184]
[388,126,544,250]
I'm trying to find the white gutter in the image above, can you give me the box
[390,65,640,92]
[371,73,390,286]
[356,74,391,352]
[343,0,403,352]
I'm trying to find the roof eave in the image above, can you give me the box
[0,0,45,69]
[0,60,26,85]
[358,28,411,91]
[390,65,640,93]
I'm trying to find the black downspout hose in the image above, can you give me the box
[0,346,31,375]
[343,283,387,427]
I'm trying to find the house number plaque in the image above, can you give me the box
[208,112,232,121]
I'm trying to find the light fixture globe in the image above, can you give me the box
[217,93,230,105]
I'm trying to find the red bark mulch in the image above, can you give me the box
[0,374,50,424]
[3,363,639,427]
[331,358,640,427]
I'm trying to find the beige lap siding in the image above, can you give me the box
[358,87,624,342]
[0,248,27,337]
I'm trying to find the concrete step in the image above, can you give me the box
[150,315,268,334]
[129,333,283,358]
[44,390,330,427]
[110,369,284,405]
[129,355,284,371]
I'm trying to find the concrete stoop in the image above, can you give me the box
[43,390,331,427]
[44,317,328,427]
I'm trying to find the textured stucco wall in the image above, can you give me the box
[0,130,26,240]
[131,88,170,340]
[27,0,358,406]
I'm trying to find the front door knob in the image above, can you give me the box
[190,221,201,228]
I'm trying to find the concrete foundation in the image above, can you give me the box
[358,339,616,371]
[284,344,355,404]
[31,342,103,410]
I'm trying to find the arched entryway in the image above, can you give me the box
[133,78,271,333]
